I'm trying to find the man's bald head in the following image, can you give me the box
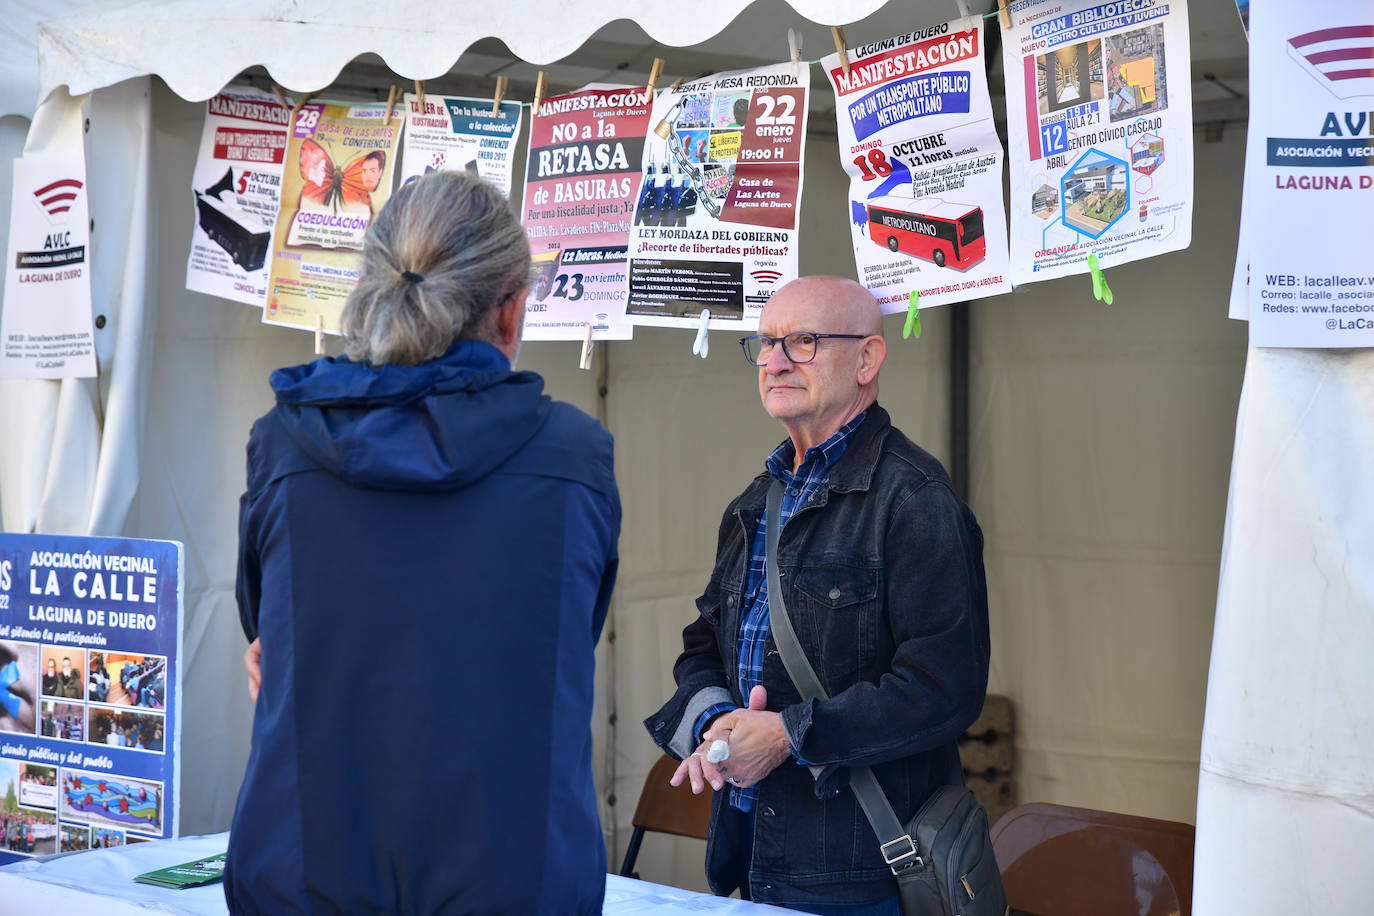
[760,275,883,337]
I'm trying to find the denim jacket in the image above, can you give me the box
[643,404,990,908]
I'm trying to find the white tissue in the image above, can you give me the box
[706,739,730,763]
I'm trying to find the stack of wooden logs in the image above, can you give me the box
[958,693,1015,826]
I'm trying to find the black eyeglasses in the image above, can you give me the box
[738,332,869,366]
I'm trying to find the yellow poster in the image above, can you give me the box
[264,100,401,333]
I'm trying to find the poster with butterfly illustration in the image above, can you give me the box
[398,93,521,195]
[263,100,402,334]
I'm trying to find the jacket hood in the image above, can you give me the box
[267,340,550,492]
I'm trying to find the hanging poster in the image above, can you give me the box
[822,19,1011,311]
[520,84,649,341]
[625,62,809,329]
[0,534,183,863]
[399,92,522,195]
[1245,3,1374,347]
[263,100,402,334]
[184,87,290,307]
[0,155,97,379]
[1001,0,1193,285]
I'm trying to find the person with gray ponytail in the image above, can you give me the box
[227,170,620,915]
[341,170,533,366]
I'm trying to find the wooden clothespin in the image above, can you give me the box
[491,76,509,117]
[995,0,1011,30]
[531,71,549,119]
[291,92,317,126]
[314,314,325,356]
[643,58,666,105]
[691,309,711,359]
[271,84,294,113]
[414,80,426,112]
[579,323,595,370]
[384,85,399,126]
[668,77,685,92]
[788,29,803,77]
[831,27,849,76]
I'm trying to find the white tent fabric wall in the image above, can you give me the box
[0,80,155,538]
[972,126,1249,826]
[1194,348,1374,913]
[0,116,35,527]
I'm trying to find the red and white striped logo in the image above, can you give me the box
[1287,25,1374,99]
[32,177,83,219]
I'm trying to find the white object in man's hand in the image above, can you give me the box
[706,739,730,763]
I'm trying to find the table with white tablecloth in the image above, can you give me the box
[0,833,788,914]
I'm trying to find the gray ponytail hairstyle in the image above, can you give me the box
[341,171,530,365]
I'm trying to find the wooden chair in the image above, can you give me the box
[618,754,714,879]
[991,802,1195,916]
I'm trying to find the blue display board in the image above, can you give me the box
[0,534,182,862]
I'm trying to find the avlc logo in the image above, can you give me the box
[1287,25,1374,99]
[32,177,83,221]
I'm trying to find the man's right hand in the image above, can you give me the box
[669,685,768,794]
[244,638,262,703]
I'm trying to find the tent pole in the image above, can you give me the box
[950,302,970,499]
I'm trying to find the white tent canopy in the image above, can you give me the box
[2,1,1371,912]
[36,0,885,103]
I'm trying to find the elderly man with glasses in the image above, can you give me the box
[645,275,991,914]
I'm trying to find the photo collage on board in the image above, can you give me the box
[2,639,167,856]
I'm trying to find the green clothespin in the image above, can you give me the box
[903,290,922,339]
[1088,254,1114,305]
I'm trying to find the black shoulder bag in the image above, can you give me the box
[765,481,1007,916]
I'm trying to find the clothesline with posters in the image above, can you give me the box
[28,1,1370,376]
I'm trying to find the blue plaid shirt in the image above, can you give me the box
[695,410,868,811]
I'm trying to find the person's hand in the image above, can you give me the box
[668,684,768,794]
[702,685,791,789]
[244,638,262,703]
[671,735,727,794]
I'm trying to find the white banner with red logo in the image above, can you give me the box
[184,87,290,307]
[1243,3,1374,347]
[624,62,809,330]
[1,154,97,378]
[821,18,1011,312]
[1001,0,1193,286]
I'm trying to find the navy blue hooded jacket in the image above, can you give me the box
[226,340,619,915]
